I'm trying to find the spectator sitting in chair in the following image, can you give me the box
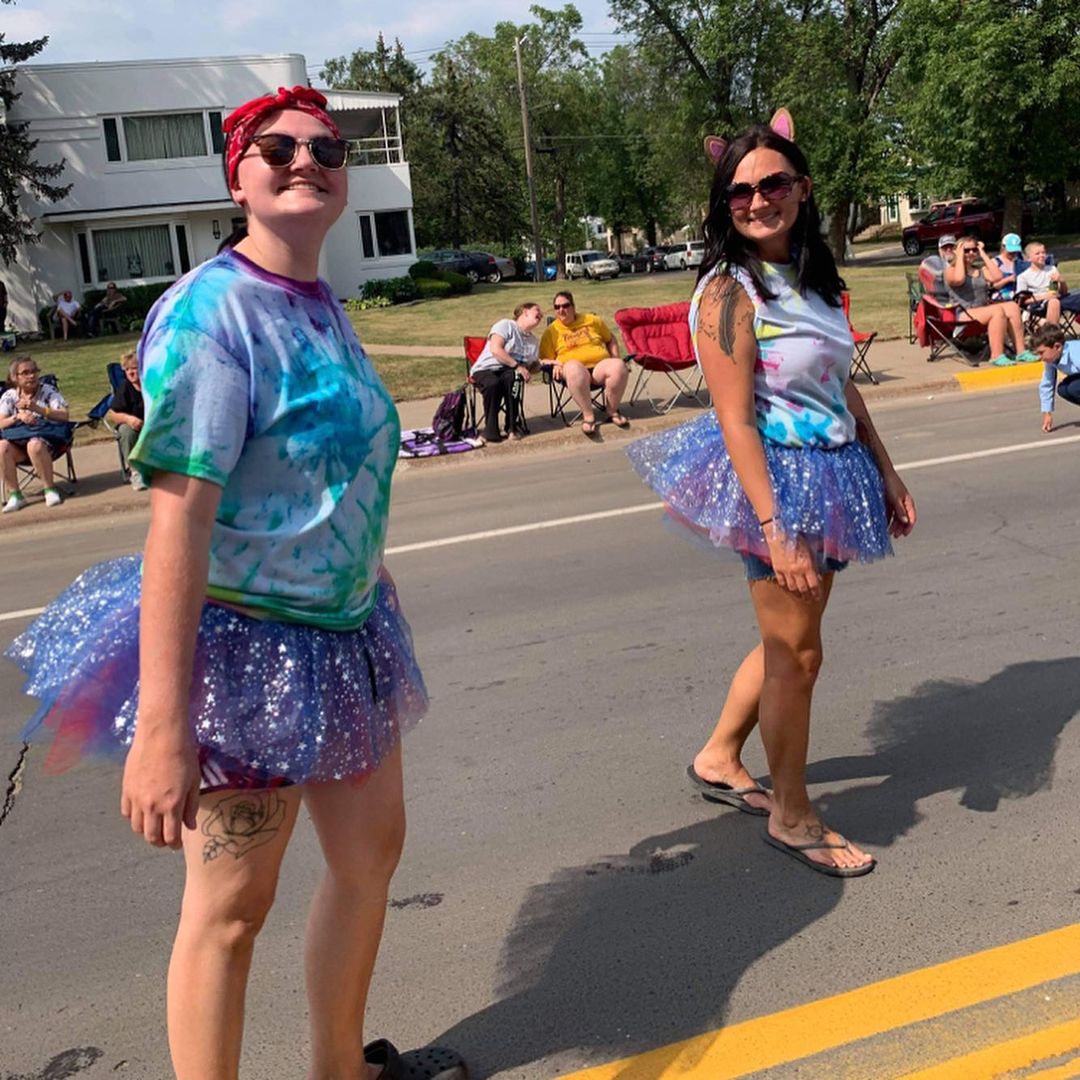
[52,290,83,342]
[539,290,629,436]
[1032,323,1080,432]
[1016,241,1080,328]
[0,355,70,512]
[944,238,1036,366]
[86,282,127,337]
[107,349,147,490]
[471,302,543,444]
[992,233,1023,301]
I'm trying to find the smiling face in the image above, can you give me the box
[553,294,576,326]
[519,305,543,331]
[1027,244,1047,269]
[728,147,807,256]
[230,109,348,239]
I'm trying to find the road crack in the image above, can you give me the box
[1,742,30,829]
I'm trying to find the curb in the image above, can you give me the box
[954,362,1043,392]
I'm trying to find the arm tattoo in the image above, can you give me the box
[701,277,750,361]
[201,790,287,863]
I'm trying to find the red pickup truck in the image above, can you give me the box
[901,200,1006,256]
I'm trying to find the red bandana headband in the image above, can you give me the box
[223,85,341,189]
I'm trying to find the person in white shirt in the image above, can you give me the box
[52,289,82,342]
[470,301,543,442]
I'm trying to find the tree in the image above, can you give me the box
[0,3,70,265]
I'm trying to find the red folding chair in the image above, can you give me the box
[913,264,988,365]
[614,302,708,413]
[463,335,528,437]
[841,292,878,385]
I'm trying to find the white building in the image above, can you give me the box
[4,53,416,332]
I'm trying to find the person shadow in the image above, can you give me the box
[435,659,1080,1078]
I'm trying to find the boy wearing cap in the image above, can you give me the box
[993,234,1023,301]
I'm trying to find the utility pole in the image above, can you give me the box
[515,36,544,284]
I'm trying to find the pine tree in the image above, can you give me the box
[0,7,70,266]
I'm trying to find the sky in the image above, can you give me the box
[3,0,625,80]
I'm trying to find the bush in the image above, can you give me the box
[439,270,472,296]
[40,280,177,334]
[408,260,439,280]
[360,277,421,304]
[343,296,392,311]
[416,278,452,299]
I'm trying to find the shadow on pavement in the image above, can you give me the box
[436,659,1080,1078]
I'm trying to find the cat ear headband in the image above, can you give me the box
[703,107,795,164]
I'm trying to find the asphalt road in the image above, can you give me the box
[2,384,1079,1079]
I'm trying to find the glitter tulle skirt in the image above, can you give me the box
[626,411,892,564]
[5,556,427,785]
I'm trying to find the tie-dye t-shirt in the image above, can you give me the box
[690,262,855,448]
[129,249,400,631]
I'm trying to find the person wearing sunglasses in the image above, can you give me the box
[943,237,1036,366]
[6,87,465,1080]
[538,290,629,435]
[628,109,916,878]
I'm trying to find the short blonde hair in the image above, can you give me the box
[120,350,138,370]
[1024,241,1045,258]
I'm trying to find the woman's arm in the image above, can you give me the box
[844,382,916,537]
[121,472,221,849]
[943,258,965,287]
[108,409,143,428]
[977,242,1003,284]
[697,276,821,597]
[38,393,69,423]
[487,333,518,368]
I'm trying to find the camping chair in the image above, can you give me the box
[463,336,528,437]
[614,302,708,414]
[542,364,611,426]
[905,272,922,345]
[841,292,878,385]
[100,361,131,479]
[914,263,988,365]
[0,374,110,501]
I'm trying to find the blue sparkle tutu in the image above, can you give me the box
[626,412,892,564]
[5,556,427,786]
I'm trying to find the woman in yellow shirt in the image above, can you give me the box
[539,290,629,435]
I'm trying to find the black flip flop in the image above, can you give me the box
[365,1039,468,1080]
[686,764,770,816]
[764,831,876,878]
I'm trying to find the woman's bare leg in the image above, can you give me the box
[26,438,55,488]
[693,643,771,811]
[749,574,873,871]
[967,305,1007,356]
[303,744,406,1080]
[168,786,302,1080]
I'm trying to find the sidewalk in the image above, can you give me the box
[0,339,1045,533]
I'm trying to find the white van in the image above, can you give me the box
[565,250,620,280]
[664,241,705,270]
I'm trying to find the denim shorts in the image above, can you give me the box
[741,553,849,581]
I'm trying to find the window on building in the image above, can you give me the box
[374,210,411,257]
[92,224,175,280]
[358,215,375,259]
[101,110,226,163]
[885,195,900,224]
[77,234,92,284]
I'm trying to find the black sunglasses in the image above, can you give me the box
[553,302,573,310]
[725,171,801,211]
[248,133,350,171]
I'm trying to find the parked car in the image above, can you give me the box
[899,202,1029,257]
[642,246,672,272]
[523,258,558,281]
[471,251,516,284]
[664,240,705,270]
[609,250,648,274]
[565,250,620,280]
[422,249,498,283]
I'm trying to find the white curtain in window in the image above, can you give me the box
[123,113,206,161]
[93,225,174,280]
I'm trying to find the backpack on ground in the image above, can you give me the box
[432,386,472,442]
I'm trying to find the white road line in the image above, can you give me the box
[1,433,1077,626]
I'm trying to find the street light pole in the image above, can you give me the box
[515,36,544,284]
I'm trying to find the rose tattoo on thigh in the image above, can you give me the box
[201,791,287,863]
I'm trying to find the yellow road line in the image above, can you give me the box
[955,364,1043,391]
[561,923,1080,1080]
[898,1016,1080,1079]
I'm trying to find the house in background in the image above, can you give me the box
[4,53,416,332]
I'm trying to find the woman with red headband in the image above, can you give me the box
[6,87,465,1080]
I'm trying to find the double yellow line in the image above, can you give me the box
[562,923,1080,1079]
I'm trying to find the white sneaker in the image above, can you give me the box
[43,487,62,508]
[2,491,26,513]
[130,471,148,492]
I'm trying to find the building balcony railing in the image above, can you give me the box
[347,135,405,167]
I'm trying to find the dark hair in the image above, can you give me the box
[553,290,574,307]
[219,130,249,251]
[698,124,844,307]
[513,302,540,318]
[1029,323,1065,350]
